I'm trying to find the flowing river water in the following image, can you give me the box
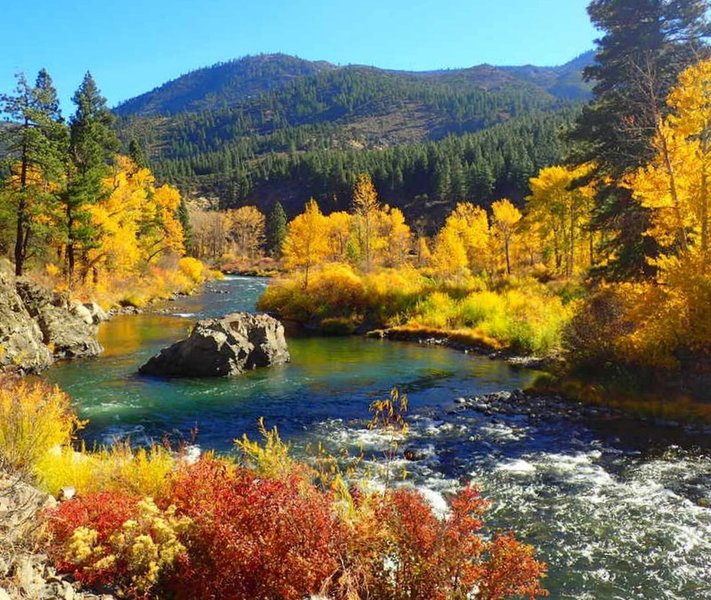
[45,276,711,599]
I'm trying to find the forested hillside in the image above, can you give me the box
[115,52,592,218]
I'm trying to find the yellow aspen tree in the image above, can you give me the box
[444,202,490,275]
[431,224,470,283]
[282,198,330,288]
[527,165,595,276]
[225,205,265,259]
[628,59,711,261]
[86,156,151,283]
[143,184,185,263]
[491,199,522,276]
[324,211,352,263]
[351,173,382,272]
[380,206,412,267]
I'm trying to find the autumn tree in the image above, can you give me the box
[189,207,228,261]
[324,211,352,263]
[0,70,67,275]
[226,205,265,259]
[627,58,711,260]
[63,72,119,282]
[447,203,491,275]
[351,173,383,272]
[491,199,521,276]
[80,156,185,283]
[379,206,411,267]
[282,199,329,288]
[527,165,595,277]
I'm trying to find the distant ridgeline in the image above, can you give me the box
[114,52,592,222]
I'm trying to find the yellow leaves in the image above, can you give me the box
[81,155,186,282]
[62,497,190,596]
[431,224,470,283]
[282,198,331,287]
[666,58,711,139]
[35,442,176,498]
[225,205,265,259]
[235,417,297,479]
[177,257,206,287]
[0,378,83,472]
[526,164,595,276]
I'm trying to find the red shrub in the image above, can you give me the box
[47,491,139,588]
[163,457,344,600]
[363,486,547,600]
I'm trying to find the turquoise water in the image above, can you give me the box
[45,276,711,599]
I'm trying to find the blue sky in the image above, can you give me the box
[1,0,598,111]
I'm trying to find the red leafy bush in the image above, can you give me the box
[47,491,138,588]
[44,459,547,600]
[163,457,344,600]
[360,486,548,600]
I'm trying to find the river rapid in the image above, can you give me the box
[45,276,711,600]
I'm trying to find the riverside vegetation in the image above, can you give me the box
[0,376,547,599]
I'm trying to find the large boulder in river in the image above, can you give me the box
[15,279,103,360]
[0,269,53,372]
[139,312,290,378]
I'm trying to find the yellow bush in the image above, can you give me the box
[62,497,190,596]
[35,443,175,498]
[0,378,83,472]
[178,257,206,286]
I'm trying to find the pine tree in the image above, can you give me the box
[129,138,148,169]
[266,201,287,257]
[63,72,119,281]
[0,69,67,275]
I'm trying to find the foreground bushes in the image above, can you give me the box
[46,457,547,600]
[0,378,547,599]
[0,377,81,472]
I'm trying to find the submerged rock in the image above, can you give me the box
[16,280,103,360]
[139,312,290,378]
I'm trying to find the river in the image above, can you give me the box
[45,276,711,600]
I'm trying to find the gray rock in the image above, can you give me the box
[139,312,290,378]
[82,302,109,325]
[16,280,103,360]
[0,271,53,373]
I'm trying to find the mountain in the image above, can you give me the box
[115,54,337,117]
[115,52,593,118]
[113,52,593,220]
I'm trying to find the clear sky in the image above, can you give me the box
[1,0,598,111]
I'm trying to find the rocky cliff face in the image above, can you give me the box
[139,312,290,378]
[0,263,105,373]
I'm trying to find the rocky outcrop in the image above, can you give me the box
[0,270,53,373]
[0,261,105,373]
[139,312,290,378]
[16,280,103,360]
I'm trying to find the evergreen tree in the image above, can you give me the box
[64,72,119,281]
[568,0,710,280]
[129,138,147,169]
[266,201,287,257]
[178,197,194,255]
[0,69,67,275]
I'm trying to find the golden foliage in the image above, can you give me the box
[0,377,83,473]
